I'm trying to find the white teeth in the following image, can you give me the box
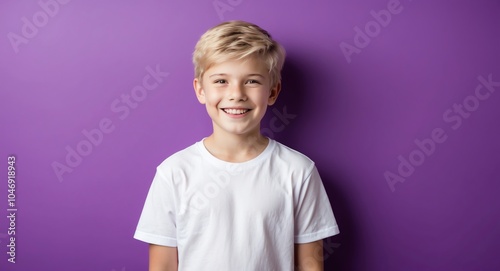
[223,108,249,115]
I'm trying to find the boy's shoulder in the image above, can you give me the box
[156,141,201,171]
[273,140,314,162]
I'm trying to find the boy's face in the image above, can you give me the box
[194,56,280,137]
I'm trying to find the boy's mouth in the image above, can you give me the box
[221,108,251,115]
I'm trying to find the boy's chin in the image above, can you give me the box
[212,126,262,138]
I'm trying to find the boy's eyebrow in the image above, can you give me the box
[247,74,265,78]
[209,73,227,78]
[208,73,265,78]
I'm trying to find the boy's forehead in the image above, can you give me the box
[205,57,268,76]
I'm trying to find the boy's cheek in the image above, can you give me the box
[204,96,221,107]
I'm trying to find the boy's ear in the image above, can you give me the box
[267,82,281,106]
[193,78,206,104]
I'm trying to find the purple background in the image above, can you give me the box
[1,0,499,270]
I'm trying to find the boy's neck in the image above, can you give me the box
[204,130,269,163]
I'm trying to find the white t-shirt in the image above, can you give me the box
[134,138,339,270]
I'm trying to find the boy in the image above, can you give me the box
[134,20,339,271]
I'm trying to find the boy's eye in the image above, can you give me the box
[246,79,261,84]
[214,79,227,84]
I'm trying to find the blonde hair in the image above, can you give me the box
[193,20,286,87]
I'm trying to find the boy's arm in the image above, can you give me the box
[149,244,178,271]
[294,240,324,271]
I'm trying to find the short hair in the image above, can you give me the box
[193,20,286,87]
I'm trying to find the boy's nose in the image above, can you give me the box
[228,84,247,101]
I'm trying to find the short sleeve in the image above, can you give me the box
[134,168,178,247]
[294,165,339,243]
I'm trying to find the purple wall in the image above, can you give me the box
[1,0,499,270]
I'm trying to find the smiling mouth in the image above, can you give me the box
[222,108,251,115]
